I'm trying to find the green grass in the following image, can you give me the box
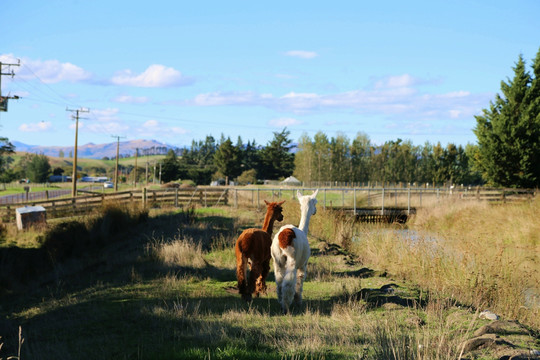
[0,202,538,359]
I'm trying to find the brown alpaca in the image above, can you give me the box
[235,200,285,301]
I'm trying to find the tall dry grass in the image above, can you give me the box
[353,197,540,329]
[147,236,207,269]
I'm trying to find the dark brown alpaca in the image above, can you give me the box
[235,200,285,301]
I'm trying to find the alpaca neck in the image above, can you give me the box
[298,211,312,236]
[262,212,277,237]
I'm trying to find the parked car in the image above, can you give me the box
[103,181,114,189]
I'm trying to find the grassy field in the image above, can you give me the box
[0,198,538,359]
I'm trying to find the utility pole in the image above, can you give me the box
[134,148,138,187]
[111,135,126,192]
[145,150,149,185]
[67,107,89,197]
[0,60,21,112]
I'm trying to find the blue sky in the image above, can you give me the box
[1,0,539,149]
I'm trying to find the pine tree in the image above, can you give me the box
[26,154,51,183]
[161,149,180,183]
[473,49,540,188]
[213,137,241,183]
[259,128,294,180]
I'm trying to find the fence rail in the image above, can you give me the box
[0,187,228,223]
[0,186,535,223]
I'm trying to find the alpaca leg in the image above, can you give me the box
[281,268,297,314]
[236,254,251,301]
[257,258,270,295]
[274,264,285,307]
[293,266,307,306]
[248,261,262,298]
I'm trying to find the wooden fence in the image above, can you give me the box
[0,187,228,223]
[0,186,535,224]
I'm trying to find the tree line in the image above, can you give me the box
[294,133,480,186]
[159,130,295,185]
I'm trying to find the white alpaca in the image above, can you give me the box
[271,189,318,313]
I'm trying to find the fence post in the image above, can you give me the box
[342,189,345,208]
[381,188,385,214]
[235,188,238,208]
[175,188,178,207]
[323,189,327,210]
[257,188,260,209]
[45,190,49,200]
[142,188,147,207]
[353,188,356,214]
[407,187,411,215]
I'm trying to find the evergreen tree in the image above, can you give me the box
[473,49,540,187]
[161,149,180,183]
[350,132,371,184]
[259,128,295,180]
[0,137,15,182]
[243,139,260,173]
[214,137,241,183]
[26,154,51,183]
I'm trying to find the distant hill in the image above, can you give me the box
[12,139,178,159]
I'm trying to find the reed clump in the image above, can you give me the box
[354,197,540,329]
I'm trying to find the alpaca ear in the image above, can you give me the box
[264,200,269,205]
[278,200,285,205]
[312,189,319,198]
[296,190,303,199]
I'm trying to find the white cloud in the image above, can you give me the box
[371,74,442,89]
[171,127,189,135]
[91,108,120,122]
[111,64,193,87]
[191,91,261,106]
[86,121,129,134]
[139,119,189,137]
[0,54,92,83]
[70,107,129,134]
[18,121,52,132]
[374,74,417,89]
[268,117,303,127]
[284,50,318,59]
[142,120,159,129]
[113,95,150,104]
[187,85,489,121]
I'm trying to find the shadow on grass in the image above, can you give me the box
[0,207,437,359]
